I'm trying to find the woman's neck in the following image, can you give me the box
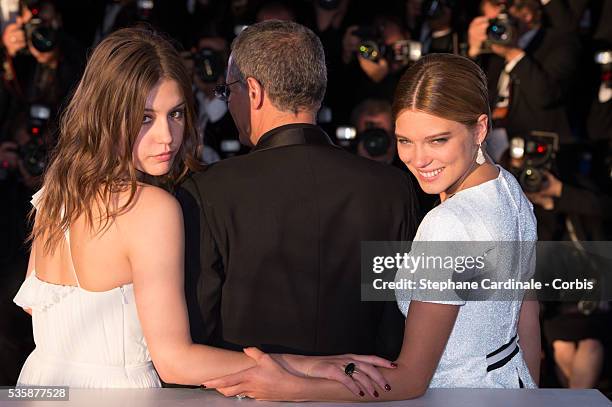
[440,161,499,202]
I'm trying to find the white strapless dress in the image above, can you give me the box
[13,189,161,388]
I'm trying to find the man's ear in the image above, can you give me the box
[246,77,264,110]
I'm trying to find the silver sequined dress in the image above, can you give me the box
[396,166,538,388]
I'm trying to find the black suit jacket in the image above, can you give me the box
[177,123,417,359]
[480,27,580,142]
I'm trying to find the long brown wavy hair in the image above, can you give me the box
[33,26,201,254]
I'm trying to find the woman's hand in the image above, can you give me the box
[203,348,396,400]
[290,353,395,397]
[203,347,309,401]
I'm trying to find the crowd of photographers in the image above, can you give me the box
[0,0,610,393]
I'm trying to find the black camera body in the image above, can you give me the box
[21,0,59,53]
[20,104,50,177]
[193,48,225,83]
[487,7,516,46]
[353,26,421,65]
[510,131,559,192]
[358,121,392,157]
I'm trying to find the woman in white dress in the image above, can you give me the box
[13,27,394,393]
[202,53,542,401]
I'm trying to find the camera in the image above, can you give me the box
[486,4,516,46]
[594,50,612,90]
[193,48,225,83]
[509,131,559,192]
[20,104,50,176]
[21,0,59,53]
[353,26,421,64]
[359,126,391,157]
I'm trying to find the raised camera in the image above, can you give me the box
[22,0,58,53]
[353,26,421,64]
[509,131,558,192]
[19,104,50,177]
[486,7,516,46]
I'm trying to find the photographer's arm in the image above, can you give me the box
[505,33,580,108]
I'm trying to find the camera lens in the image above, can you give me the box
[358,41,380,61]
[30,25,57,53]
[520,167,543,192]
[360,128,390,157]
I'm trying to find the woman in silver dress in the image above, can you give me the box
[203,53,541,401]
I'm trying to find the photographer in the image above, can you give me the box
[467,0,580,157]
[335,15,414,125]
[0,0,84,127]
[188,32,245,161]
[350,98,396,165]
[509,139,612,389]
[349,98,437,217]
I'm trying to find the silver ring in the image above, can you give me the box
[236,394,247,400]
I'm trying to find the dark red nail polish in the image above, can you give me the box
[374,391,379,398]
[390,362,398,368]
[359,391,364,397]
[385,384,391,391]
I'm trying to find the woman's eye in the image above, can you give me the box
[431,138,448,144]
[170,110,184,120]
[397,138,412,145]
[142,115,152,124]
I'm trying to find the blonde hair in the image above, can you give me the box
[32,26,200,254]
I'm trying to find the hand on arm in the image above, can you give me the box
[204,301,459,402]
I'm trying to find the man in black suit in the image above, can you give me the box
[178,20,416,360]
[467,0,580,153]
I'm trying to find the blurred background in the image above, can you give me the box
[0,0,610,397]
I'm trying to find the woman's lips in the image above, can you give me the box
[416,167,445,182]
[153,152,173,162]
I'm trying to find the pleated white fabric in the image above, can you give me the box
[12,189,161,388]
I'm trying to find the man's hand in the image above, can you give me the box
[2,17,27,57]
[467,16,489,58]
[490,43,524,62]
[358,55,389,83]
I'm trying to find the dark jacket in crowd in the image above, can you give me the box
[479,27,581,143]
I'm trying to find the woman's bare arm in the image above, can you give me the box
[127,187,255,385]
[205,300,459,401]
[518,300,540,385]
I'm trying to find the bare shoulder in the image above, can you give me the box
[119,185,183,232]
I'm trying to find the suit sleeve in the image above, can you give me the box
[509,31,580,109]
[176,179,224,345]
[374,172,419,360]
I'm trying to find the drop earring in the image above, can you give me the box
[476,143,486,165]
